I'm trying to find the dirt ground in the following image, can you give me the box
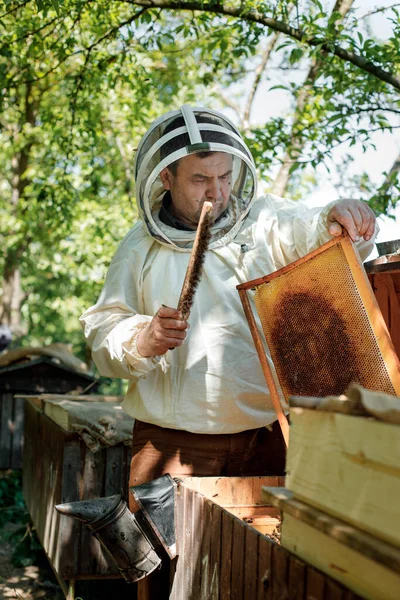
[0,469,137,600]
[0,525,64,600]
[0,523,138,600]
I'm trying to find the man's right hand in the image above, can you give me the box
[136,306,189,357]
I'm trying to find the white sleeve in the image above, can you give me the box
[80,253,167,380]
[269,195,377,264]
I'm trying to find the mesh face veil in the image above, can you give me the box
[134,105,258,250]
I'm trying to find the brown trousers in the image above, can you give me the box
[128,419,286,600]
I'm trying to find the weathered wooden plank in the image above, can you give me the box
[55,439,82,579]
[243,525,259,600]
[45,428,64,568]
[257,533,273,600]
[122,444,132,501]
[80,447,115,577]
[182,485,194,598]
[306,567,326,600]
[231,517,245,600]
[285,408,400,551]
[35,414,58,538]
[183,476,282,509]
[11,395,24,468]
[220,503,233,600]
[172,484,192,600]
[271,543,289,599]
[209,502,223,600]
[288,555,306,599]
[190,486,203,598]
[104,444,124,497]
[325,578,345,600]
[199,498,213,600]
[370,273,400,357]
[170,482,185,600]
[23,400,40,514]
[342,590,364,600]
[0,392,13,468]
[42,412,64,557]
[285,511,400,600]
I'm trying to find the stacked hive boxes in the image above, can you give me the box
[263,402,400,600]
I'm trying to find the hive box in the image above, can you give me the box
[261,485,400,600]
[171,476,360,600]
[286,407,400,548]
[23,396,132,596]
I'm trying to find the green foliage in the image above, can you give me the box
[0,471,25,526]
[1,0,221,349]
[0,0,399,351]
[0,471,43,567]
[6,522,44,567]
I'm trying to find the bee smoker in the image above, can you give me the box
[55,474,177,583]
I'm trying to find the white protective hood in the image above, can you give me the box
[134,105,258,250]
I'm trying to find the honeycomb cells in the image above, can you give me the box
[254,244,396,401]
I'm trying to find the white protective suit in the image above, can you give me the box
[80,106,375,434]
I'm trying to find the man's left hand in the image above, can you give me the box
[327,199,376,243]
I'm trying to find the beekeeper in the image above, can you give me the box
[80,105,376,484]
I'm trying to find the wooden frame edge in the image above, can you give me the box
[340,236,400,395]
[238,288,289,447]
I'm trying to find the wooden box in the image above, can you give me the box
[366,261,400,358]
[286,408,400,548]
[262,486,400,600]
[0,358,98,469]
[23,397,132,592]
[170,476,362,599]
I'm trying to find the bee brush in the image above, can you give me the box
[177,201,213,320]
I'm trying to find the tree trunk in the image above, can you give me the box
[271,0,354,197]
[0,83,35,337]
[0,253,26,336]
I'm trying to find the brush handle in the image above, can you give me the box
[177,201,213,319]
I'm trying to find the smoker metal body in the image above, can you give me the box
[55,474,177,589]
[55,495,161,583]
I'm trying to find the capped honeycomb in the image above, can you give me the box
[253,241,398,401]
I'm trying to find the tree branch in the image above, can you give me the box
[360,3,400,19]
[243,31,279,128]
[71,7,147,84]
[271,0,355,196]
[4,16,59,45]
[380,150,400,188]
[119,0,400,91]
[15,7,146,88]
[0,0,29,19]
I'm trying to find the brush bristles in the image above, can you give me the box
[178,211,212,319]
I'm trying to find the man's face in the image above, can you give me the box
[160,152,233,230]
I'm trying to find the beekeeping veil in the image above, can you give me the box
[134,105,258,250]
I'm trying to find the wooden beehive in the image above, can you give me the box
[262,402,400,600]
[23,396,132,596]
[23,398,371,600]
[365,254,400,358]
[0,357,98,469]
[169,476,364,599]
[286,406,400,545]
[262,485,400,600]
